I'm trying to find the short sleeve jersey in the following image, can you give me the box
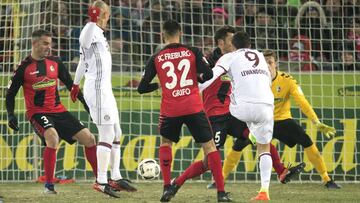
[215,48,274,105]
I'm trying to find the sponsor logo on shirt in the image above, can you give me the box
[32,78,56,90]
[104,115,110,121]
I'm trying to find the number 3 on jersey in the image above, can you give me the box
[161,59,193,89]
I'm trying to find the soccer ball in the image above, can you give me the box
[137,158,160,180]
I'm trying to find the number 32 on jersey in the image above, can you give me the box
[162,58,194,97]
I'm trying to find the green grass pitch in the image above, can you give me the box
[0,182,359,203]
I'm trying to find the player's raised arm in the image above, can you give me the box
[137,56,159,94]
[198,53,231,92]
[79,5,102,49]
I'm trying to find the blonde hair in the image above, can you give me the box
[92,0,109,19]
[263,49,277,61]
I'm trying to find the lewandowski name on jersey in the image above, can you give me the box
[241,69,269,77]
[157,50,191,62]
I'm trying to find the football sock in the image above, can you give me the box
[259,152,272,191]
[222,149,242,180]
[85,145,97,178]
[175,160,207,186]
[269,144,286,176]
[304,144,331,182]
[97,143,112,184]
[208,150,225,192]
[43,147,57,184]
[159,145,172,186]
[110,141,122,180]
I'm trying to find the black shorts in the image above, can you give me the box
[30,111,85,145]
[159,111,213,143]
[209,113,249,149]
[273,119,313,148]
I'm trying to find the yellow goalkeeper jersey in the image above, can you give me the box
[272,71,319,121]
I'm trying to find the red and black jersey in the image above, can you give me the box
[138,43,213,117]
[6,55,81,119]
[202,47,231,117]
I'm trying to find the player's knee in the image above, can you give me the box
[82,131,96,147]
[44,128,59,148]
[300,134,313,148]
[86,133,96,146]
[160,137,172,146]
[201,140,217,155]
[257,143,270,154]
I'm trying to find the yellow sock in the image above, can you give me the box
[222,149,242,180]
[304,144,331,182]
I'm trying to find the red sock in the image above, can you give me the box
[207,151,224,192]
[270,143,286,175]
[85,145,98,178]
[43,147,56,184]
[159,145,172,186]
[175,160,207,186]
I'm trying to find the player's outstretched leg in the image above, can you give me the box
[160,179,181,202]
[304,144,341,189]
[278,162,306,184]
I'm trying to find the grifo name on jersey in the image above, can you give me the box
[172,88,191,97]
[157,50,191,62]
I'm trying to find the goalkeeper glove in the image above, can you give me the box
[88,6,101,23]
[8,114,19,131]
[70,84,80,102]
[315,121,336,138]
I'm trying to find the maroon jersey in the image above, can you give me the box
[6,56,77,119]
[202,48,231,117]
[138,43,213,117]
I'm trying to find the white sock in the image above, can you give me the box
[110,143,122,180]
[97,145,111,184]
[259,152,272,191]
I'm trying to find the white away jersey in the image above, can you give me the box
[215,48,274,105]
[79,23,118,124]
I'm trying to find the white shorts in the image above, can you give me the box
[84,89,119,125]
[89,107,119,125]
[229,101,274,144]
